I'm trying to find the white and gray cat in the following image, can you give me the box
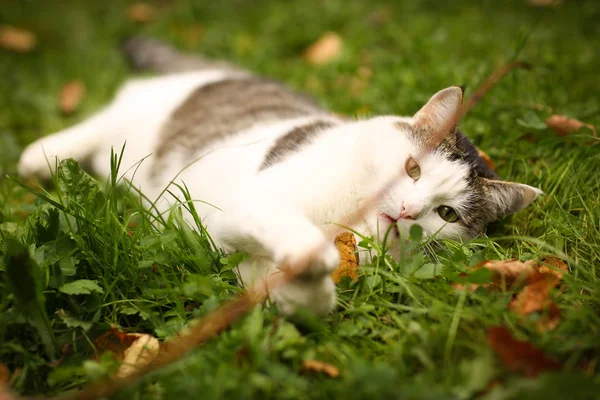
[18,37,542,315]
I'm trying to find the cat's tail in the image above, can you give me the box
[122,36,241,74]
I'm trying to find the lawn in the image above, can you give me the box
[1,0,599,399]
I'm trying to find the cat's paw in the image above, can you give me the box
[270,239,339,316]
[18,139,60,180]
[272,274,336,316]
[274,239,340,282]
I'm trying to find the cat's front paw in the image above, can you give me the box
[272,275,336,316]
[271,240,339,316]
[275,240,340,282]
[18,140,58,180]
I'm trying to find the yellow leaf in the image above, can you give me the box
[301,359,339,378]
[127,3,156,23]
[305,32,342,65]
[116,334,160,378]
[59,80,86,114]
[0,26,37,53]
[331,232,359,283]
[545,115,597,137]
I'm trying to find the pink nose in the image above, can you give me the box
[399,203,420,219]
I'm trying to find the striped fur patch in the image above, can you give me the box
[154,77,326,164]
[260,120,337,170]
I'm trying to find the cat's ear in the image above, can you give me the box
[483,179,543,219]
[413,86,463,148]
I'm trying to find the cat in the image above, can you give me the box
[18,37,542,315]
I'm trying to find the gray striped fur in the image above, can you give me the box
[154,77,327,163]
[261,120,337,170]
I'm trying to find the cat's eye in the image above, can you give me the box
[437,206,459,223]
[405,157,421,180]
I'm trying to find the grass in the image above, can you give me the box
[1,0,599,398]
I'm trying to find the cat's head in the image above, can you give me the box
[372,86,542,241]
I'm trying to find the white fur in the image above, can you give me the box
[18,72,480,315]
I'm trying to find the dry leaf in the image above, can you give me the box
[538,256,568,280]
[305,32,342,65]
[301,359,340,378]
[510,272,561,332]
[509,258,567,332]
[0,26,37,53]
[476,148,495,171]
[545,115,597,137]
[127,3,156,23]
[468,259,538,290]
[116,334,159,378]
[59,80,86,114]
[486,326,561,377]
[331,232,359,283]
[93,327,159,378]
[93,327,139,360]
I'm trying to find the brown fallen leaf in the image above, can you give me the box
[486,325,561,377]
[538,256,568,281]
[0,26,37,53]
[116,334,159,378]
[510,272,561,332]
[301,359,340,378]
[510,257,567,332]
[59,80,86,114]
[93,327,139,360]
[476,147,495,171]
[305,32,342,65]
[464,259,538,291]
[93,327,159,378]
[331,232,359,283]
[127,3,156,23]
[545,115,597,138]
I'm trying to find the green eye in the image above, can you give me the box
[405,157,421,180]
[437,206,459,223]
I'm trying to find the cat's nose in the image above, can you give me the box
[400,203,421,219]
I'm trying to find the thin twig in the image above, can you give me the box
[460,61,532,118]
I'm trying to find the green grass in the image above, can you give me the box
[1,0,600,398]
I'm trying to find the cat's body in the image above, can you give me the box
[18,38,542,315]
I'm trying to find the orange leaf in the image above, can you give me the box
[127,3,156,23]
[0,26,37,53]
[116,334,159,378]
[486,326,561,377]
[93,328,159,378]
[331,232,359,283]
[59,80,86,114]
[545,115,597,137]
[305,32,342,65]
[510,272,561,332]
[538,256,568,280]
[457,259,538,291]
[301,359,340,378]
[93,327,139,360]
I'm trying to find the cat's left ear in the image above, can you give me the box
[413,86,463,149]
[483,179,543,219]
